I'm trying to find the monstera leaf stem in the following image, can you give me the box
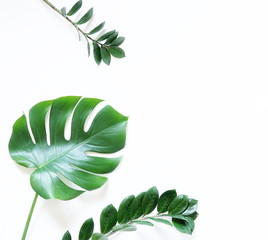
[21,193,38,240]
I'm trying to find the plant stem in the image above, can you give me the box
[41,0,104,46]
[106,213,168,237]
[21,193,38,240]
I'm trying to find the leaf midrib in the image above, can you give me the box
[38,122,123,169]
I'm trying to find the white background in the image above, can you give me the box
[1,0,268,239]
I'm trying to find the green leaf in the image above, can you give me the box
[132,220,154,226]
[108,47,125,58]
[93,43,102,65]
[67,0,82,16]
[186,211,199,221]
[87,41,90,57]
[62,231,72,240]
[110,37,125,46]
[112,224,137,232]
[100,204,117,234]
[92,233,108,240]
[117,195,135,224]
[97,30,116,41]
[129,192,146,220]
[157,189,177,213]
[79,218,94,240]
[141,186,159,215]
[172,216,195,235]
[168,195,189,215]
[105,32,118,45]
[100,47,111,65]
[148,217,173,227]
[183,199,198,216]
[61,7,67,17]
[9,96,128,200]
[88,22,105,35]
[77,8,93,25]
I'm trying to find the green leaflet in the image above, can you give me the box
[77,8,93,25]
[100,47,111,65]
[172,216,195,235]
[117,195,135,224]
[129,192,146,219]
[183,199,198,216]
[141,186,159,215]
[88,22,106,35]
[168,195,189,215]
[67,0,82,16]
[93,43,102,65]
[98,30,116,41]
[100,204,117,234]
[61,7,67,17]
[108,47,125,58]
[105,32,118,45]
[9,96,128,200]
[110,37,125,46]
[79,218,94,240]
[157,189,177,213]
[62,231,72,240]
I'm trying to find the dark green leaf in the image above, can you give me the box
[129,192,146,220]
[112,224,137,232]
[9,96,128,200]
[100,47,111,65]
[79,218,94,240]
[110,37,125,46]
[168,195,189,215]
[183,199,198,216]
[93,43,102,65]
[77,8,93,25]
[132,220,154,226]
[186,211,199,221]
[87,41,90,57]
[117,195,135,224]
[61,7,67,17]
[105,32,118,45]
[97,30,116,41]
[62,231,72,240]
[108,47,125,58]
[148,217,173,227]
[100,204,117,234]
[92,233,108,240]
[172,216,195,235]
[157,189,177,213]
[88,22,105,35]
[67,0,82,16]
[141,186,159,215]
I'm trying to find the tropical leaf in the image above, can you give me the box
[79,218,94,240]
[110,37,125,46]
[88,22,106,35]
[117,195,135,223]
[77,8,93,25]
[97,30,116,41]
[62,231,72,240]
[157,189,177,213]
[141,186,159,215]
[93,43,102,65]
[108,47,125,59]
[100,204,117,234]
[67,0,83,16]
[100,47,111,65]
[9,96,128,200]
[172,215,195,235]
[168,195,189,215]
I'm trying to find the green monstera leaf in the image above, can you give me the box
[9,96,128,200]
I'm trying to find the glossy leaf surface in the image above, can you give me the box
[100,204,117,234]
[79,218,94,240]
[9,96,128,200]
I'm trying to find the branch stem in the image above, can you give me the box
[21,193,39,240]
[41,0,104,46]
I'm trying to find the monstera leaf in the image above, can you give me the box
[9,96,128,200]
